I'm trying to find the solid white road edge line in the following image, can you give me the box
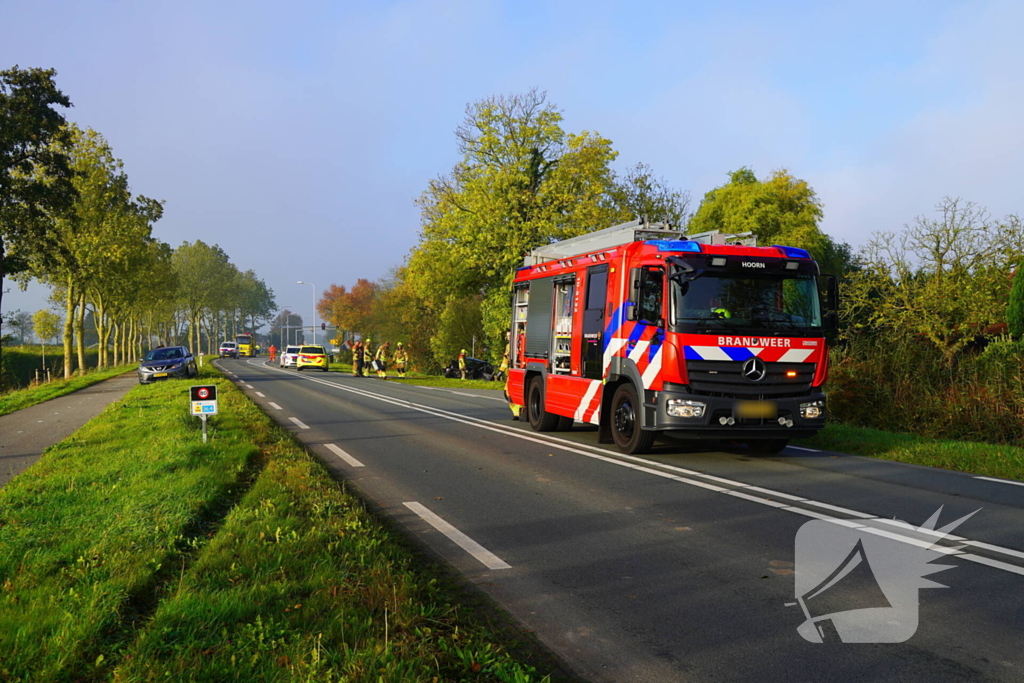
[326,443,364,467]
[289,417,310,430]
[958,553,1024,576]
[789,446,821,452]
[974,476,1024,488]
[403,502,511,570]
[248,361,1024,574]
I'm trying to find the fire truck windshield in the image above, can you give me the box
[671,273,822,332]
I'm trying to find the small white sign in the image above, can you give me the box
[191,400,218,415]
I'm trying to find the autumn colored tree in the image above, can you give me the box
[318,284,349,329]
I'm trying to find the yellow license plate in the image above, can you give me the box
[735,400,777,418]
[153,372,168,378]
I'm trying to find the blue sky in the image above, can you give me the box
[3,0,1021,325]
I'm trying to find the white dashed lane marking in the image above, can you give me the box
[404,502,511,570]
[326,443,364,467]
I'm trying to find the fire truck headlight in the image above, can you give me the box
[668,399,706,418]
[799,400,825,419]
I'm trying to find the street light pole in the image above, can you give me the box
[277,306,291,348]
[297,282,315,345]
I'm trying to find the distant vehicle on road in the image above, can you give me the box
[235,333,256,357]
[219,341,238,358]
[138,346,198,384]
[296,345,328,372]
[279,345,301,368]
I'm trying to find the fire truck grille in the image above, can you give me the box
[686,360,815,398]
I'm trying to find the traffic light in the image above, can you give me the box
[321,322,326,330]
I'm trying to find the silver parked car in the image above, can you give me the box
[279,345,301,368]
[138,346,198,384]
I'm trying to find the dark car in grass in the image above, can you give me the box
[443,356,494,380]
[138,346,198,384]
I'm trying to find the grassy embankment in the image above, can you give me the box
[0,363,135,417]
[0,363,558,682]
[795,423,1024,482]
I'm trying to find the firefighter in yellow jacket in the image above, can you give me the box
[458,349,467,380]
[393,342,409,378]
[351,341,364,377]
[362,338,373,376]
[375,341,390,380]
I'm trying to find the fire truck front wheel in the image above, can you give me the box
[527,378,560,432]
[611,383,655,454]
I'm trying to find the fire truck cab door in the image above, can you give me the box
[582,265,608,380]
[631,265,666,337]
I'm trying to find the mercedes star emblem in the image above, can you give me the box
[742,357,767,382]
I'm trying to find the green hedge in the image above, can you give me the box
[827,337,1024,444]
[0,346,99,391]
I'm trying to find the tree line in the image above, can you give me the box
[0,66,274,385]
[318,90,694,369]
[318,90,849,369]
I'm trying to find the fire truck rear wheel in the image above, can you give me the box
[527,378,560,432]
[611,383,655,454]
[745,439,789,454]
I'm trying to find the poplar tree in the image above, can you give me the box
[0,66,74,378]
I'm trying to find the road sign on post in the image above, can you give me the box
[190,385,218,443]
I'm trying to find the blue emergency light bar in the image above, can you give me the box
[774,245,811,259]
[646,240,703,253]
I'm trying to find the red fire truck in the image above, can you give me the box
[506,219,838,455]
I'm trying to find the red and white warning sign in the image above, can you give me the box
[190,385,218,415]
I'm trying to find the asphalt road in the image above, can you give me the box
[219,357,1024,682]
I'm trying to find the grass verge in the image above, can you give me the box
[0,364,136,417]
[0,363,558,681]
[795,423,1024,482]
[324,363,503,391]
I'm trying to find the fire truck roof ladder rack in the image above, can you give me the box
[525,218,682,266]
[686,230,758,246]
